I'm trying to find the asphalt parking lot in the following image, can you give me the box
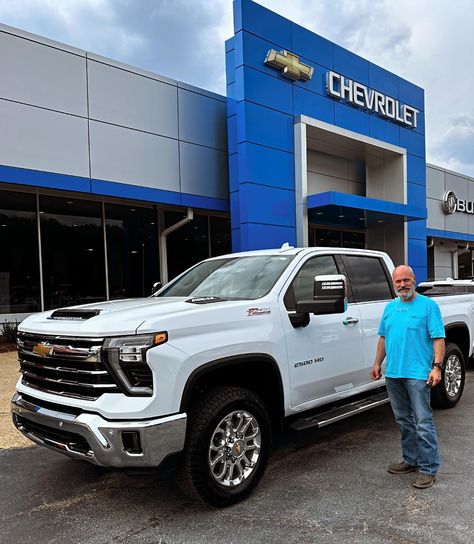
[1,353,474,544]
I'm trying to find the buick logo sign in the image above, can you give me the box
[442,190,474,215]
[442,191,457,214]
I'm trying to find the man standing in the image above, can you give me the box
[371,265,445,489]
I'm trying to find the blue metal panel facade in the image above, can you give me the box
[227,0,427,278]
[0,164,229,212]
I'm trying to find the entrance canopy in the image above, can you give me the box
[307,191,427,228]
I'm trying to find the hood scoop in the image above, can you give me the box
[48,308,101,321]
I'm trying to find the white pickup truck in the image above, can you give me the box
[11,246,473,506]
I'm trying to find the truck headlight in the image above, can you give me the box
[102,332,167,396]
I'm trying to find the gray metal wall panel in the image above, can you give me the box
[445,205,469,233]
[426,166,445,199]
[0,31,87,116]
[0,99,89,177]
[89,121,179,190]
[426,198,445,230]
[307,150,366,196]
[88,60,179,138]
[445,173,469,201]
[308,150,347,179]
[348,181,365,196]
[347,161,366,182]
[469,214,474,236]
[308,172,349,194]
[434,266,452,279]
[180,142,229,199]
[178,89,227,151]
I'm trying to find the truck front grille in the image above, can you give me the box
[17,332,119,400]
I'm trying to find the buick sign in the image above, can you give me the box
[442,190,474,215]
[442,191,457,214]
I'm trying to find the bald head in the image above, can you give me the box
[392,264,416,301]
[392,265,415,280]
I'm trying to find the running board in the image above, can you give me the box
[290,392,389,431]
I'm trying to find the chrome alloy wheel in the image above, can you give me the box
[208,410,261,487]
[444,354,462,397]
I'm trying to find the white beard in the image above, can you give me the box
[395,285,416,301]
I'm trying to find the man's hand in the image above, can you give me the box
[427,366,442,387]
[370,362,382,380]
[371,337,386,380]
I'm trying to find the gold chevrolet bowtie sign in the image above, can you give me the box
[264,49,314,81]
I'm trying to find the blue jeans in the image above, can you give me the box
[385,378,440,475]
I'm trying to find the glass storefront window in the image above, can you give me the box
[0,190,40,313]
[210,216,231,257]
[165,212,210,281]
[458,249,473,279]
[40,196,106,310]
[165,211,231,280]
[0,189,231,315]
[105,204,159,298]
[312,226,365,249]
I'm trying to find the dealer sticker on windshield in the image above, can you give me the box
[247,307,271,316]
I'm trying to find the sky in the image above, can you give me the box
[1,0,473,176]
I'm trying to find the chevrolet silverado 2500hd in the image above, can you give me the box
[11,246,473,506]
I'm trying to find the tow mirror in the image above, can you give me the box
[295,274,347,316]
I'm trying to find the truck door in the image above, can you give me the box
[339,255,395,382]
[281,254,365,409]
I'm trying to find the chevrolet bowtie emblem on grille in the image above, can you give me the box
[32,342,53,357]
[264,49,314,81]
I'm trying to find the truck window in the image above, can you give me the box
[156,255,294,300]
[342,255,393,303]
[284,255,339,310]
[417,284,474,296]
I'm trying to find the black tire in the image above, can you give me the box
[176,386,271,507]
[431,341,465,409]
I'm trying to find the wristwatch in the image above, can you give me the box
[433,362,444,370]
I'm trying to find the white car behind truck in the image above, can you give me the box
[11,246,473,506]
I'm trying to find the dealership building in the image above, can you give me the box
[1,0,473,321]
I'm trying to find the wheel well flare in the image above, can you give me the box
[180,355,284,428]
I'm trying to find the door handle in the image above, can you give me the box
[342,317,359,325]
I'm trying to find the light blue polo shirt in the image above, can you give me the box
[378,294,445,380]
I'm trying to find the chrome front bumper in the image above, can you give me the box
[11,393,187,468]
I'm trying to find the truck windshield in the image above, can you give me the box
[155,255,294,299]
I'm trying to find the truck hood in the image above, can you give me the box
[18,296,264,337]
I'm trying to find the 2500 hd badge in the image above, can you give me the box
[294,356,324,368]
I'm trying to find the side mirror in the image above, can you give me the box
[152,281,162,294]
[295,274,347,316]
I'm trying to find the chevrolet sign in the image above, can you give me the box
[326,71,419,129]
